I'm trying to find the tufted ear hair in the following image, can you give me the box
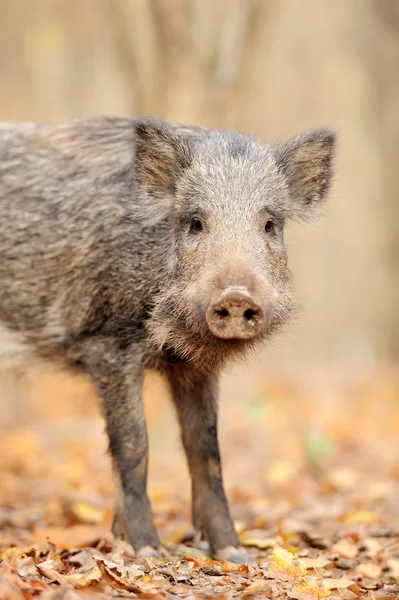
[134,117,194,223]
[274,128,336,220]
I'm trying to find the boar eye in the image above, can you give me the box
[264,220,274,233]
[190,218,203,233]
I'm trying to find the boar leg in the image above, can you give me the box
[83,341,161,556]
[167,368,253,563]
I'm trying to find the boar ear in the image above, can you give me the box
[275,129,336,220]
[134,117,193,223]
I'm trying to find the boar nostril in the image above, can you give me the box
[243,308,255,321]
[216,308,229,318]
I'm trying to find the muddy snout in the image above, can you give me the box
[206,288,264,340]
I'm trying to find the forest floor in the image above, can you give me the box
[1,370,399,599]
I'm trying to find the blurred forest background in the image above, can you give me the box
[2,7,399,590]
[0,0,398,416]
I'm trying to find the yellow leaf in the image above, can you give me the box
[1,546,17,561]
[64,565,102,587]
[1,545,40,565]
[291,576,329,599]
[148,488,167,502]
[240,529,277,549]
[266,460,296,486]
[343,510,379,524]
[70,501,104,525]
[267,545,306,578]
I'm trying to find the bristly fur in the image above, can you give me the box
[0,116,335,557]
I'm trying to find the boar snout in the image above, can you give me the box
[206,288,264,340]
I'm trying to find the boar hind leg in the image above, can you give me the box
[82,340,161,556]
[167,368,253,564]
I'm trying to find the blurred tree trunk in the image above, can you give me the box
[370,0,399,361]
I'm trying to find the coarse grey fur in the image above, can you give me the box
[0,116,335,562]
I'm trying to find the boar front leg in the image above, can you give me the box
[167,368,252,563]
[81,340,161,556]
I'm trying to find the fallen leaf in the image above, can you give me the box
[327,466,358,491]
[64,565,102,587]
[290,576,329,599]
[298,557,332,571]
[1,545,40,566]
[356,562,382,579]
[41,584,82,599]
[361,537,382,558]
[177,545,210,559]
[266,460,296,486]
[332,538,358,559]
[0,581,26,600]
[16,556,38,579]
[36,559,66,584]
[342,510,380,524]
[267,545,306,579]
[322,576,355,591]
[242,579,275,597]
[386,558,399,579]
[240,529,277,549]
[221,560,242,573]
[69,501,104,525]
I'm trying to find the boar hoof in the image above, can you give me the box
[111,515,126,540]
[215,546,255,564]
[137,545,169,558]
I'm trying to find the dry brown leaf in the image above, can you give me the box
[217,560,241,573]
[298,557,332,571]
[386,558,399,579]
[0,580,26,600]
[1,545,41,566]
[332,538,358,559]
[322,576,355,591]
[0,561,44,599]
[361,537,383,558]
[36,558,66,584]
[64,565,102,587]
[356,562,382,579]
[242,579,275,597]
[15,556,38,579]
[40,585,82,599]
[98,559,146,591]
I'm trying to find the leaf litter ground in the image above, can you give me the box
[1,370,399,598]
